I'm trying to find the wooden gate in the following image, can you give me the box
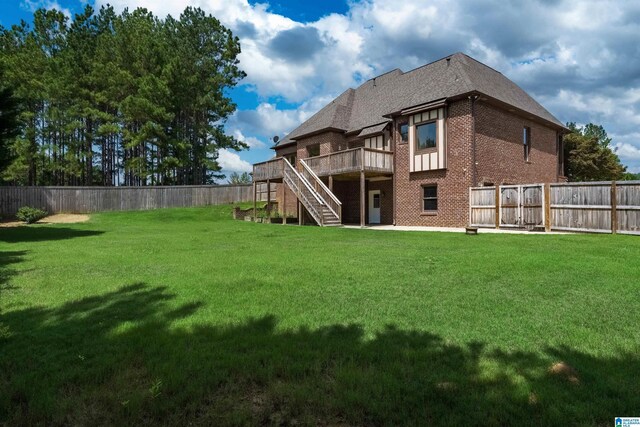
[470,181,640,233]
[499,184,545,228]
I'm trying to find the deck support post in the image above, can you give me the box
[282,183,286,225]
[298,201,303,226]
[253,181,257,221]
[360,170,366,227]
[328,175,333,192]
[266,179,271,221]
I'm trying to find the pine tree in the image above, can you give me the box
[0,5,246,186]
[0,63,22,181]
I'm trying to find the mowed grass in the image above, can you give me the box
[1,205,639,425]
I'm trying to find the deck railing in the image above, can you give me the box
[303,147,394,176]
[253,148,394,182]
[253,157,283,181]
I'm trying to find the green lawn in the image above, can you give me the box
[1,205,639,425]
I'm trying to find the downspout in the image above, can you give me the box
[392,124,396,226]
[469,95,479,187]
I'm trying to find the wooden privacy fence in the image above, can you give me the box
[0,184,252,217]
[469,181,640,235]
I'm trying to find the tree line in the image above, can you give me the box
[0,5,246,186]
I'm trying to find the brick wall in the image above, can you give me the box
[274,144,297,158]
[295,131,344,160]
[332,180,360,223]
[275,184,298,216]
[393,99,560,227]
[475,101,559,185]
[394,99,474,227]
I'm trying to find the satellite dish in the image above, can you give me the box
[273,135,280,143]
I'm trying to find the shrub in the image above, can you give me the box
[16,206,48,224]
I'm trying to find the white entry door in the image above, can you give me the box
[368,190,381,224]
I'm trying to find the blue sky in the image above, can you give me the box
[3,0,640,179]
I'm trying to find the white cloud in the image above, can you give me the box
[230,129,266,149]
[21,0,72,18]
[217,148,252,173]
[614,141,640,164]
[229,99,330,140]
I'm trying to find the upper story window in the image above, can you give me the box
[409,107,445,173]
[523,126,531,162]
[307,144,320,158]
[416,121,437,152]
[557,133,564,176]
[399,123,409,143]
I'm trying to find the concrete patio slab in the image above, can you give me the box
[343,225,570,235]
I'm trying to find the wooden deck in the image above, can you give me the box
[253,157,284,182]
[303,147,393,177]
[253,148,394,182]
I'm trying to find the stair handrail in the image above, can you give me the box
[299,159,341,222]
[283,158,326,206]
[299,159,341,207]
[282,158,326,225]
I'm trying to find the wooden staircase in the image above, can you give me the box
[282,158,341,226]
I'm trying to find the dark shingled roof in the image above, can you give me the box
[276,53,563,147]
[358,121,390,137]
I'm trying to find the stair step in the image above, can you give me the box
[283,162,341,227]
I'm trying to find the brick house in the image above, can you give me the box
[252,53,566,227]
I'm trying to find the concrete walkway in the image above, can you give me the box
[342,224,569,235]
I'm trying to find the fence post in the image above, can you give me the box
[544,183,551,232]
[468,187,472,226]
[495,185,500,229]
[611,181,617,234]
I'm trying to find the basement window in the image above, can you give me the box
[422,185,438,212]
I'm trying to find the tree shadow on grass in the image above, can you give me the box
[0,250,26,292]
[0,227,103,243]
[0,283,637,425]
